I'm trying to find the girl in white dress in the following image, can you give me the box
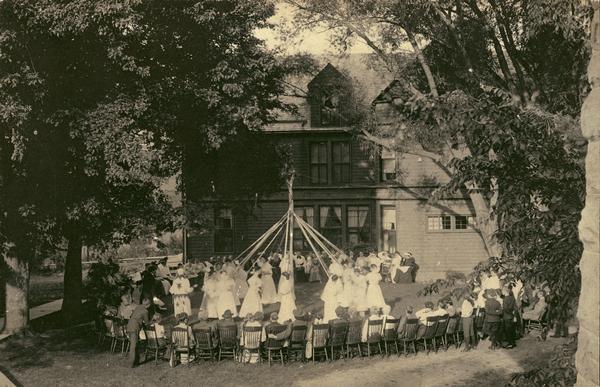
[340,262,355,308]
[259,258,278,304]
[216,271,238,317]
[321,274,343,322]
[366,264,387,309]
[170,268,195,317]
[353,268,369,312]
[277,271,296,323]
[201,271,219,319]
[234,262,249,301]
[239,271,263,317]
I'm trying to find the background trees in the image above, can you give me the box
[284,0,590,323]
[0,0,294,333]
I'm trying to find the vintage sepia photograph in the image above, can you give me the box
[0,0,598,386]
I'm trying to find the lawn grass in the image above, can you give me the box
[0,280,564,387]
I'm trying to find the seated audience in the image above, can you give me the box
[139,313,167,345]
[361,306,383,342]
[328,306,348,326]
[172,312,196,349]
[118,293,137,320]
[217,309,237,329]
[381,305,396,332]
[432,300,449,317]
[397,306,414,337]
[415,301,435,324]
[522,290,547,321]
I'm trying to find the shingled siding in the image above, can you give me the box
[394,199,488,281]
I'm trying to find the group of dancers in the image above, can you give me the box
[164,250,411,326]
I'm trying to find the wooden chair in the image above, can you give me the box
[265,324,288,366]
[345,320,363,358]
[382,318,399,356]
[524,308,550,341]
[142,323,169,364]
[328,322,348,361]
[170,327,194,367]
[111,317,130,355]
[240,325,263,364]
[398,318,419,356]
[444,315,461,349]
[311,324,330,363]
[433,316,449,352]
[99,315,116,349]
[361,319,383,357]
[288,325,308,362]
[193,327,217,361]
[217,324,238,361]
[417,316,439,355]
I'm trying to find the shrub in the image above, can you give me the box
[508,336,577,386]
[84,259,133,312]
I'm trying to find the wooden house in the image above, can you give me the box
[185,57,488,280]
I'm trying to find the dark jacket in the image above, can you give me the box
[484,299,503,323]
[126,305,149,333]
[502,294,518,320]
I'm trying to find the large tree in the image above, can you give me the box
[284,0,590,322]
[0,0,296,332]
[0,0,177,331]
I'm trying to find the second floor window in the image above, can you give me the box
[310,142,328,184]
[332,142,351,183]
[215,208,234,253]
[381,148,396,182]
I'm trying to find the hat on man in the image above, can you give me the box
[253,311,264,321]
[222,309,233,319]
[293,308,307,320]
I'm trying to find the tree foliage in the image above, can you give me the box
[285,0,591,321]
[0,0,296,330]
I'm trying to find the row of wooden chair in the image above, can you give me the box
[95,311,492,366]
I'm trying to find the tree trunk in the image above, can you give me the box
[405,29,439,98]
[61,235,83,319]
[2,245,30,335]
[468,190,503,257]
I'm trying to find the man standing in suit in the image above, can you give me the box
[126,297,151,367]
[484,290,503,350]
[502,285,519,348]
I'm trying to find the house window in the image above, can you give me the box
[320,95,341,127]
[428,214,475,231]
[293,207,314,251]
[214,208,234,253]
[381,148,396,181]
[347,206,370,247]
[310,142,328,184]
[428,215,452,230]
[320,206,342,247]
[461,216,476,229]
[332,142,351,183]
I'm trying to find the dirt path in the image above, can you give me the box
[295,336,564,387]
